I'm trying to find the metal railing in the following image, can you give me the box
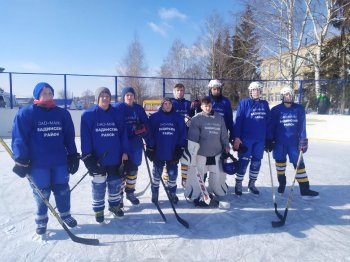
[0,71,349,114]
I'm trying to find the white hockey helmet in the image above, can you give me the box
[248,81,262,91]
[208,79,222,89]
[248,82,262,100]
[280,86,295,102]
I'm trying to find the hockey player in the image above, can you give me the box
[233,82,270,196]
[12,82,80,235]
[167,83,191,187]
[146,97,186,204]
[115,87,151,205]
[184,97,230,207]
[267,86,319,199]
[207,79,235,142]
[81,87,129,223]
[171,83,191,119]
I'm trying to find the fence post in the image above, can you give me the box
[115,76,118,103]
[9,73,13,109]
[162,78,165,98]
[298,80,303,104]
[63,74,67,109]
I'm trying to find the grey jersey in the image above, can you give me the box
[188,111,229,157]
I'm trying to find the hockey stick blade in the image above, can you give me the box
[64,223,100,245]
[274,203,284,220]
[154,202,167,222]
[271,220,285,228]
[159,177,189,229]
[271,208,288,228]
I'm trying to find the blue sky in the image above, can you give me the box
[0,0,243,96]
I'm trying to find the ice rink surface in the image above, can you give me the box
[0,138,349,262]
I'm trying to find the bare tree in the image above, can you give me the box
[303,0,350,99]
[117,33,148,102]
[81,89,94,108]
[160,39,208,99]
[245,0,310,84]
[200,11,226,78]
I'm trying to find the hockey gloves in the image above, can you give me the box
[299,138,308,153]
[264,139,274,152]
[13,159,30,178]
[173,145,185,162]
[82,154,103,176]
[67,153,80,175]
[230,141,248,154]
[145,146,155,162]
[133,123,147,137]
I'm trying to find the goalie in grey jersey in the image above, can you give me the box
[182,98,230,206]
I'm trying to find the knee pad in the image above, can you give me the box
[93,175,107,184]
[237,157,250,175]
[250,159,261,173]
[52,183,70,196]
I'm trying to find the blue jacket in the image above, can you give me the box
[12,105,77,168]
[149,108,186,161]
[269,103,307,146]
[114,101,152,152]
[207,94,235,140]
[80,105,128,166]
[234,98,270,141]
[171,98,191,117]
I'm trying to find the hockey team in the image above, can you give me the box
[10,80,319,235]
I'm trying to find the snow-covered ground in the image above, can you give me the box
[0,137,349,262]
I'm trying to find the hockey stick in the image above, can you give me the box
[142,147,166,222]
[135,181,151,197]
[0,137,99,245]
[271,151,303,228]
[267,152,283,220]
[159,174,190,228]
[192,166,211,205]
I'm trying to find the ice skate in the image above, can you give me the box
[36,224,47,235]
[95,210,104,223]
[301,189,320,200]
[61,215,77,228]
[126,192,140,205]
[109,205,124,217]
[248,179,260,195]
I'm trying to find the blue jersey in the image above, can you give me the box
[269,103,307,146]
[114,102,152,165]
[80,105,128,166]
[171,98,191,117]
[12,105,77,168]
[149,109,186,161]
[207,95,235,140]
[234,98,270,141]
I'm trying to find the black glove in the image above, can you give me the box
[145,146,155,162]
[13,159,30,178]
[67,153,80,175]
[133,123,147,137]
[299,139,308,153]
[82,154,102,176]
[264,139,274,152]
[173,145,184,162]
[232,143,248,154]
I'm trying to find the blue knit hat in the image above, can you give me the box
[33,82,54,100]
[121,87,136,102]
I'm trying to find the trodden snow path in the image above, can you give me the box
[0,138,349,261]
